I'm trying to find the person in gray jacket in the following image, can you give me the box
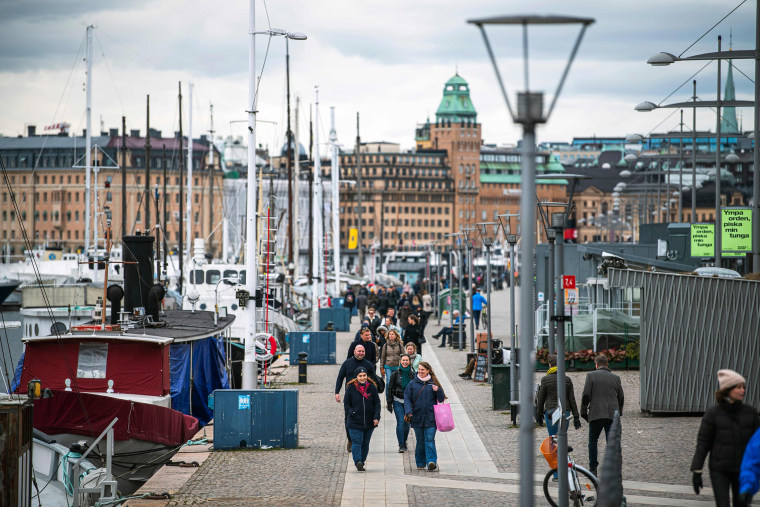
[580,353,624,477]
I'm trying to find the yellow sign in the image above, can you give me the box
[348,228,358,249]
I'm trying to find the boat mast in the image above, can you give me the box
[208,103,215,256]
[330,107,340,297]
[293,96,300,279]
[186,83,194,271]
[311,87,321,330]
[355,112,364,276]
[286,39,294,271]
[243,0,259,389]
[178,83,184,294]
[121,116,127,239]
[84,25,94,253]
[145,95,151,231]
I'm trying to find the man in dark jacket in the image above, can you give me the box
[335,345,376,402]
[348,327,377,367]
[344,288,356,323]
[535,355,581,435]
[366,307,382,334]
[580,354,625,476]
[356,292,368,321]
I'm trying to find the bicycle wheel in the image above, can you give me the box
[543,467,599,507]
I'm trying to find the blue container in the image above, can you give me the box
[334,297,357,316]
[213,389,299,450]
[319,308,351,331]
[287,331,337,365]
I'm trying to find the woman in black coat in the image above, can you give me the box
[343,367,381,471]
[690,369,760,506]
[403,314,425,354]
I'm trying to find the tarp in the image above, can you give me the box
[170,336,229,426]
[32,390,199,446]
[10,351,24,393]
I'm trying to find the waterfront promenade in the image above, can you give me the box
[130,288,715,506]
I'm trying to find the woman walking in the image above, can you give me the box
[404,342,421,372]
[691,369,760,506]
[380,328,404,382]
[404,361,446,471]
[404,314,425,354]
[344,367,381,471]
[387,354,415,452]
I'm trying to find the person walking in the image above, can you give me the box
[471,287,488,330]
[404,342,421,372]
[536,355,582,435]
[580,353,624,477]
[691,369,759,506]
[335,344,380,452]
[356,291,368,321]
[739,427,760,505]
[380,328,404,382]
[421,290,433,332]
[344,287,356,323]
[344,367,381,471]
[348,326,377,369]
[404,314,425,355]
[387,354,415,452]
[366,307,382,334]
[404,361,446,471]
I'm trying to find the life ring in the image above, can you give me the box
[254,332,275,363]
[318,295,331,308]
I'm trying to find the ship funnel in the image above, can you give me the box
[122,234,155,315]
[106,284,124,325]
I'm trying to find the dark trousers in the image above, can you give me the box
[709,468,743,507]
[473,309,482,329]
[587,418,613,470]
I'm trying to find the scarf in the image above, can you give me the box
[546,367,557,375]
[356,381,370,399]
[418,374,431,382]
[399,365,412,390]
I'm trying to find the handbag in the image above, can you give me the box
[434,400,455,432]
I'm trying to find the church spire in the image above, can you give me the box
[721,60,740,134]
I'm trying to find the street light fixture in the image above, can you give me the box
[477,222,498,382]
[497,212,519,419]
[537,201,567,357]
[469,15,594,506]
[461,226,480,353]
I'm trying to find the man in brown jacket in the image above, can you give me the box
[580,353,625,476]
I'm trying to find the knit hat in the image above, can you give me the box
[717,369,746,390]
[355,367,367,376]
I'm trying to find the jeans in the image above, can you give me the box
[544,410,571,437]
[393,400,410,446]
[587,418,613,470]
[385,367,397,384]
[709,468,741,507]
[413,425,438,468]
[347,427,374,465]
[473,309,482,329]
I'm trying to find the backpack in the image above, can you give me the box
[346,294,354,304]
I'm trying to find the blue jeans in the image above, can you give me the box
[385,366,397,383]
[588,418,613,470]
[393,400,410,446]
[348,427,374,465]
[413,425,437,468]
[544,409,571,437]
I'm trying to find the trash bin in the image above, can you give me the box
[492,364,518,411]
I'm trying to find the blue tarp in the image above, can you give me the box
[10,351,24,393]
[170,336,229,426]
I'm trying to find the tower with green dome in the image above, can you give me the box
[435,73,478,123]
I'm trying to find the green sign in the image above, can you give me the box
[691,223,714,257]
[721,207,753,252]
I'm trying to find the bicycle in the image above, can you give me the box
[540,431,599,506]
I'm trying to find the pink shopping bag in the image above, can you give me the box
[434,401,455,432]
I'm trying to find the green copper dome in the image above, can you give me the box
[435,73,477,122]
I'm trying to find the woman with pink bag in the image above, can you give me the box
[404,362,447,471]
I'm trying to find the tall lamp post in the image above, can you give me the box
[462,226,479,352]
[497,212,519,417]
[245,4,306,389]
[537,202,567,356]
[477,222,498,381]
[470,15,593,507]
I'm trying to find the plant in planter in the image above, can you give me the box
[625,342,640,361]
[599,347,626,364]
[536,347,551,365]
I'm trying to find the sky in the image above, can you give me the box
[0,0,757,156]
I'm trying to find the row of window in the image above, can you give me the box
[14,229,203,242]
[340,230,449,241]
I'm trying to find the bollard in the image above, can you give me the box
[298,351,308,383]
[325,321,335,331]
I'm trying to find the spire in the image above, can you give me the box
[721,61,740,133]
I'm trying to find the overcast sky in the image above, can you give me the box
[0,0,756,155]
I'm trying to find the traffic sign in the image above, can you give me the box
[562,275,576,289]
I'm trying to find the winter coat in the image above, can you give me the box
[367,292,379,309]
[347,339,377,366]
[356,294,368,311]
[691,400,760,474]
[387,290,399,309]
[387,367,415,404]
[403,323,424,349]
[740,427,760,496]
[403,376,445,428]
[344,290,356,309]
[422,294,433,313]
[471,292,488,311]
[335,357,377,394]
[535,370,580,419]
[344,381,381,430]
[377,294,389,314]
[368,315,382,334]
[380,340,404,368]
[580,367,624,422]
[398,306,413,329]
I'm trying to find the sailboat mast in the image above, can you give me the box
[186,83,194,265]
[243,0,259,389]
[311,87,321,330]
[84,25,93,253]
[208,103,215,256]
[355,112,364,276]
[121,116,127,239]
[178,82,184,295]
[293,96,300,279]
[145,95,151,231]
[330,107,340,297]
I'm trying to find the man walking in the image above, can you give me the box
[471,287,488,330]
[356,291,368,321]
[580,353,624,477]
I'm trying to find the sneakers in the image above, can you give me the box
[438,345,447,348]
[355,461,365,472]
[459,373,471,379]
[416,466,426,470]
[347,438,352,452]
[428,462,437,471]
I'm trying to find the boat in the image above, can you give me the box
[0,279,21,304]
[10,234,233,494]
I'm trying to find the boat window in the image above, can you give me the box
[77,342,108,379]
[34,323,39,336]
[238,271,246,285]
[223,270,238,282]
[191,270,204,284]
[206,270,221,284]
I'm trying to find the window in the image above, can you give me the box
[206,270,221,284]
[77,342,108,378]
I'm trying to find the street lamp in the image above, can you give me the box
[445,231,465,350]
[469,15,594,505]
[461,226,479,353]
[497,212,519,418]
[477,222,498,382]
[537,201,567,357]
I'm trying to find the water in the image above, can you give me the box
[0,307,22,391]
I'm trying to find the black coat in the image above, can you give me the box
[403,323,424,348]
[335,357,376,394]
[347,339,377,365]
[386,367,415,405]
[691,400,760,474]
[344,381,381,430]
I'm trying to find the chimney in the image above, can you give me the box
[130,129,140,138]
[100,131,108,136]
[83,129,87,137]
[122,234,155,315]
[175,131,181,139]
[27,125,36,137]
[109,128,118,137]
[148,128,161,138]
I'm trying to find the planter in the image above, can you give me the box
[609,360,626,370]
[571,360,595,371]
[627,359,640,370]
[535,360,549,372]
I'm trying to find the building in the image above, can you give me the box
[0,127,223,258]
